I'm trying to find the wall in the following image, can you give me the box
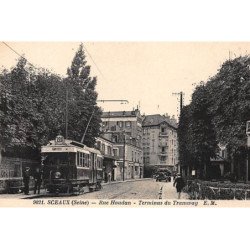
[0,157,39,193]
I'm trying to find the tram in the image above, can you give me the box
[41,135,103,195]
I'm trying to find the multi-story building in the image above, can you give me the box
[142,114,178,177]
[100,109,144,180]
[95,137,119,182]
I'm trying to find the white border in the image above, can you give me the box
[1,0,250,250]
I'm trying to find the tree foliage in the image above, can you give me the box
[178,56,250,178]
[0,44,102,159]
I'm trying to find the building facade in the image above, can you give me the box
[95,137,118,182]
[142,114,178,177]
[100,109,144,180]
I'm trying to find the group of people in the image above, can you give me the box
[23,167,43,195]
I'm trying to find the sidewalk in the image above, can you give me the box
[0,178,152,199]
[161,181,190,199]
[0,190,46,199]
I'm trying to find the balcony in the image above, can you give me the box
[158,152,167,156]
[159,161,167,164]
[159,132,168,137]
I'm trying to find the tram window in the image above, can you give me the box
[97,158,102,169]
[247,121,250,134]
[85,154,90,168]
[77,152,80,166]
[94,154,97,168]
[80,153,84,167]
[82,153,85,166]
[89,154,92,168]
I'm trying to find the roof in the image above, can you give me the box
[102,110,139,118]
[210,154,226,163]
[96,136,113,144]
[142,114,177,129]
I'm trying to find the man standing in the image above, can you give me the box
[34,167,42,194]
[23,167,30,195]
[173,173,185,199]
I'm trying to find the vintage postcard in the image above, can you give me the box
[0,42,250,207]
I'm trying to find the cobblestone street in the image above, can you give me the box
[0,179,189,199]
[75,179,189,199]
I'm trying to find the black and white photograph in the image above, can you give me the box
[3,2,250,250]
[0,42,250,207]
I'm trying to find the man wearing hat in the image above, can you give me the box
[23,167,30,195]
[173,173,185,199]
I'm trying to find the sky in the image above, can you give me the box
[1,42,250,119]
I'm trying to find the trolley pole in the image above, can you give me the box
[65,88,69,139]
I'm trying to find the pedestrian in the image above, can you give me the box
[173,173,185,199]
[108,172,111,183]
[34,167,42,194]
[23,167,30,195]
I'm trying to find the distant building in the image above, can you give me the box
[142,114,178,177]
[100,109,144,180]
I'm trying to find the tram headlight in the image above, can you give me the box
[54,171,62,179]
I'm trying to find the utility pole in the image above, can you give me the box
[172,91,184,115]
[65,88,69,139]
[172,91,185,176]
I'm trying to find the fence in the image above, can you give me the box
[186,180,250,200]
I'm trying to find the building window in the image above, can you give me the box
[111,126,116,131]
[113,148,118,157]
[161,147,166,153]
[107,146,112,155]
[160,156,166,162]
[112,135,118,143]
[125,121,131,127]
[96,141,101,150]
[101,144,105,153]
[161,127,166,133]
[117,121,124,128]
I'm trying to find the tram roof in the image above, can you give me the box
[41,138,102,157]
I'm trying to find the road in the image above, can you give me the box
[76,179,189,199]
[0,179,189,199]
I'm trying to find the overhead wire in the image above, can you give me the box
[2,42,36,68]
[82,43,107,82]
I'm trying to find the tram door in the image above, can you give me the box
[90,153,97,183]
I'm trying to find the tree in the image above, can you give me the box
[206,57,250,178]
[178,105,196,175]
[65,44,102,146]
[0,44,102,159]
[178,56,250,180]
[189,84,218,178]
